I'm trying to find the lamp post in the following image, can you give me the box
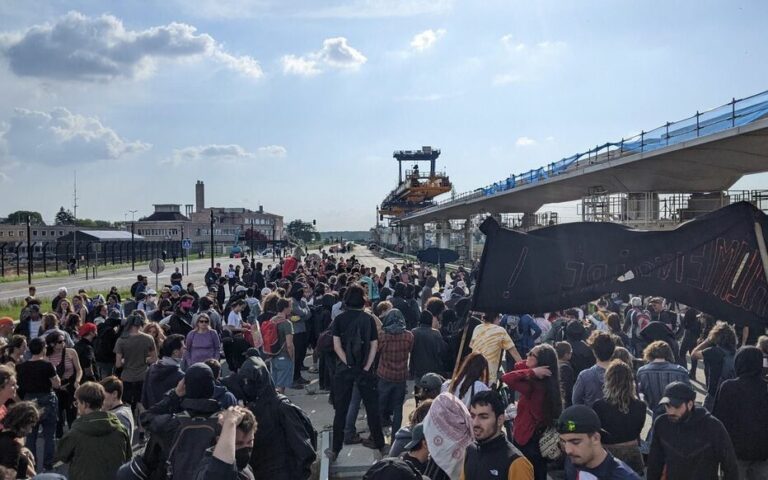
[271,222,276,261]
[129,210,137,270]
[210,209,215,270]
[26,215,32,285]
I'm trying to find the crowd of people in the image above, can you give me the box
[0,245,767,479]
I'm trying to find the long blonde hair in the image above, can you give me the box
[602,359,636,414]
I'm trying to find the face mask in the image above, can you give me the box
[235,447,252,471]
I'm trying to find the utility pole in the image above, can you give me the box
[129,210,138,271]
[250,221,254,260]
[26,215,32,285]
[73,171,79,269]
[210,209,215,270]
[179,223,184,275]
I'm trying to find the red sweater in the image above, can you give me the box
[502,361,548,446]
[282,256,298,278]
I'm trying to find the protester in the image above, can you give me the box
[572,331,616,407]
[193,406,257,480]
[377,308,414,432]
[16,337,59,471]
[268,298,295,393]
[409,311,447,379]
[647,381,738,480]
[470,312,522,384]
[56,382,131,480]
[463,390,534,479]
[555,341,575,408]
[94,311,122,379]
[74,323,98,382]
[328,283,385,459]
[141,334,186,409]
[0,401,39,478]
[557,405,640,479]
[115,313,157,413]
[565,320,595,376]
[399,422,429,474]
[501,344,562,480]
[636,340,690,415]
[204,359,238,409]
[220,355,317,480]
[0,335,26,369]
[101,375,135,442]
[46,331,82,438]
[678,308,702,378]
[380,388,430,454]
[592,360,646,474]
[691,321,737,410]
[288,283,312,387]
[712,346,768,479]
[423,392,474,480]
[441,352,490,408]
[185,313,222,366]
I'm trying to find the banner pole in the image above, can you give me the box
[753,222,768,284]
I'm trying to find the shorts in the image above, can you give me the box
[123,381,144,407]
[271,356,294,388]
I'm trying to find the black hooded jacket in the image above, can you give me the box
[712,346,768,461]
[647,406,738,480]
[222,356,317,480]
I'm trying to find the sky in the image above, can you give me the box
[0,0,767,229]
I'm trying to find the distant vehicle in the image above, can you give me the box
[367,243,380,251]
[258,248,273,256]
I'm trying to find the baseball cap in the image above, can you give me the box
[659,381,696,407]
[557,405,603,435]
[260,287,272,297]
[145,289,157,296]
[170,285,182,293]
[78,323,97,337]
[418,373,445,392]
[235,285,248,293]
[403,423,425,451]
[363,458,425,480]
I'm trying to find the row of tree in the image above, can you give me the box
[1,207,116,228]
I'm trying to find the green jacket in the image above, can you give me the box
[56,410,132,480]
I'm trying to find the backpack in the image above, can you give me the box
[164,412,220,480]
[344,312,367,369]
[260,318,280,355]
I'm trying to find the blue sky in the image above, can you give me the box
[0,0,767,229]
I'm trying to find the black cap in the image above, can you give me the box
[363,458,424,480]
[557,405,602,434]
[418,373,444,392]
[659,381,696,407]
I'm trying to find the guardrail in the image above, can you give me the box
[398,89,768,220]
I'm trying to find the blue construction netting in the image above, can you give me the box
[412,90,768,211]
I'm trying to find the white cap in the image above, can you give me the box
[261,287,272,297]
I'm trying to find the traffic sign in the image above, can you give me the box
[149,258,165,274]
[181,239,192,250]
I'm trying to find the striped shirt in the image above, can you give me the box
[470,323,514,383]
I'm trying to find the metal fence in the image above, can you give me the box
[399,89,768,220]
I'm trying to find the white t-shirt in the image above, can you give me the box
[29,319,42,339]
[441,379,491,408]
[227,311,242,328]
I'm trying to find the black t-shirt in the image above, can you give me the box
[17,360,56,397]
[592,398,647,444]
[331,309,378,368]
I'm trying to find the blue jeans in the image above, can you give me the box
[25,392,58,470]
[378,379,406,433]
[344,384,362,439]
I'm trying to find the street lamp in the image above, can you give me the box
[129,210,137,270]
[210,209,215,270]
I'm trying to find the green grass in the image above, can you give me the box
[0,288,133,321]
[0,260,139,284]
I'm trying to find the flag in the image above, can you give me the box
[471,201,768,327]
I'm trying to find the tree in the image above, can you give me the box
[55,207,75,225]
[4,211,44,225]
[286,219,320,243]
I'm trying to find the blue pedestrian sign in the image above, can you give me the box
[181,239,192,250]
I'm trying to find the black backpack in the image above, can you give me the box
[164,412,220,480]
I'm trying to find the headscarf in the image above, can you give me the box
[423,392,473,480]
[382,308,407,335]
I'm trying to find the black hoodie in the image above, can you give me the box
[222,356,317,480]
[712,346,768,461]
[647,406,738,480]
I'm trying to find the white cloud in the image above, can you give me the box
[280,54,321,76]
[515,136,537,147]
[0,107,150,165]
[282,37,366,76]
[410,29,446,52]
[0,11,262,82]
[166,143,286,166]
[494,36,568,86]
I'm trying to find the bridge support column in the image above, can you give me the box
[436,220,451,249]
[463,216,473,263]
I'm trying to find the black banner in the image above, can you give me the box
[471,201,768,326]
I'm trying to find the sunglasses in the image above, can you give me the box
[198,320,210,324]
[56,340,65,344]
